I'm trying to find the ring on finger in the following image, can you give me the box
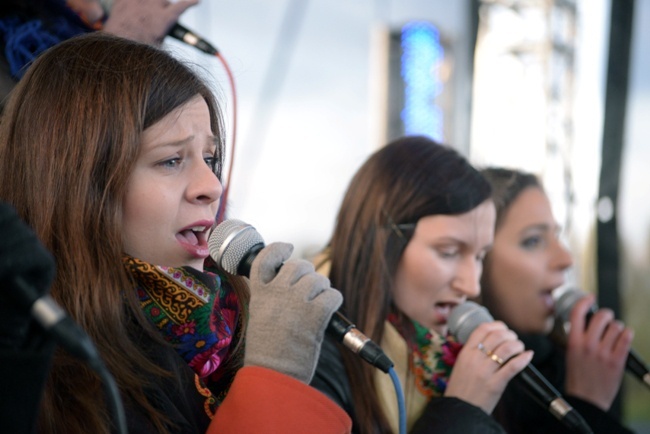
[486,350,504,365]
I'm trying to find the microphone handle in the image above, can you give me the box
[517,364,593,434]
[627,349,650,389]
[584,308,650,389]
[14,277,101,363]
[328,311,393,373]
[168,23,218,55]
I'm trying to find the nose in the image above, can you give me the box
[187,160,223,205]
[551,238,573,271]
[452,256,482,298]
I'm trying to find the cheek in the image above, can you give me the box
[489,251,542,309]
[394,247,448,308]
[122,180,167,253]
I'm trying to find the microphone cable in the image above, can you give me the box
[388,366,407,434]
[214,50,237,224]
[166,24,239,224]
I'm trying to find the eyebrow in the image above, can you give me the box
[144,135,219,152]
[519,222,562,236]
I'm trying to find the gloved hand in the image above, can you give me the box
[102,0,199,46]
[0,203,56,348]
[244,242,342,384]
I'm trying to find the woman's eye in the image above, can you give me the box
[438,248,459,259]
[158,158,182,168]
[204,156,217,169]
[521,236,542,249]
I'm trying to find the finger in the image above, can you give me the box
[611,325,634,360]
[492,339,526,364]
[252,242,293,284]
[568,294,594,336]
[167,0,200,18]
[276,259,315,286]
[464,321,509,349]
[600,319,625,352]
[494,350,534,383]
[481,328,518,355]
[297,272,332,301]
[584,308,615,345]
[312,286,343,314]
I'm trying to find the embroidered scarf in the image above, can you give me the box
[124,256,240,415]
[388,313,463,398]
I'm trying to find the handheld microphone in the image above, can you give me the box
[449,301,593,434]
[10,278,128,433]
[555,288,650,390]
[11,276,103,366]
[207,219,394,373]
[168,23,218,55]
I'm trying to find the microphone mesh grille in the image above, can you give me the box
[554,288,586,324]
[448,301,494,344]
[208,219,264,274]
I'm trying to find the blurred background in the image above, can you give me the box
[170,0,649,430]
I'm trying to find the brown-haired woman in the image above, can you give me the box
[0,32,348,434]
[479,167,633,434]
[311,136,532,433]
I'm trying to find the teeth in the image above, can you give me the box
[190,226,206,232]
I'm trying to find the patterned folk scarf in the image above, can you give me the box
[123,256,240,417]
[387,312,463,398]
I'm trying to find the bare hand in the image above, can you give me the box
[564,294,633,410]
[103,0,199,45]
[445,321,533,414]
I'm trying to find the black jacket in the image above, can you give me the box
[492,334,634,434]
[311,335,506,434]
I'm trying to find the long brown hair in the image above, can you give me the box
[478,167,542,319]
[327,136,492,433]
[0,33,247,433]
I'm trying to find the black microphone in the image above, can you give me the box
[168,23,218,55]
[207,219,394,373]
[449,301,593,434]
[555,288,650,390]
[11,276,103,366]
[10,279,129,433]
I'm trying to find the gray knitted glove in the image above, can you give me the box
[244,242,342,384]
[103,0,198,46]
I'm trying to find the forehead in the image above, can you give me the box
[414,200,496,244]
[500,187,553,229]
[140,97,211,148]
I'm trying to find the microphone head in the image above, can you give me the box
[208,219,264,274]
[554,288,587,324]
[448,301,494,344]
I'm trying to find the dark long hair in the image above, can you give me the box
[478,167,542,316]
[0,33,247,434]
[326,136,491,433]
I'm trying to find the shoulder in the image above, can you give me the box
[411,396,507,434]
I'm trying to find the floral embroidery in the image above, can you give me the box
[388,313,463,397]
[124,256,241,416]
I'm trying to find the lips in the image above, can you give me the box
[176,222,213,258]
[434,301,460,324]
[177,227,204,246]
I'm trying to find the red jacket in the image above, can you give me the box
[212,366,352,433]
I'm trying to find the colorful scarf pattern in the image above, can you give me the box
[124,256,240,416]
[388,313,463,397]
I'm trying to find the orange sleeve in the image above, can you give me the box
[209,366,352,434]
